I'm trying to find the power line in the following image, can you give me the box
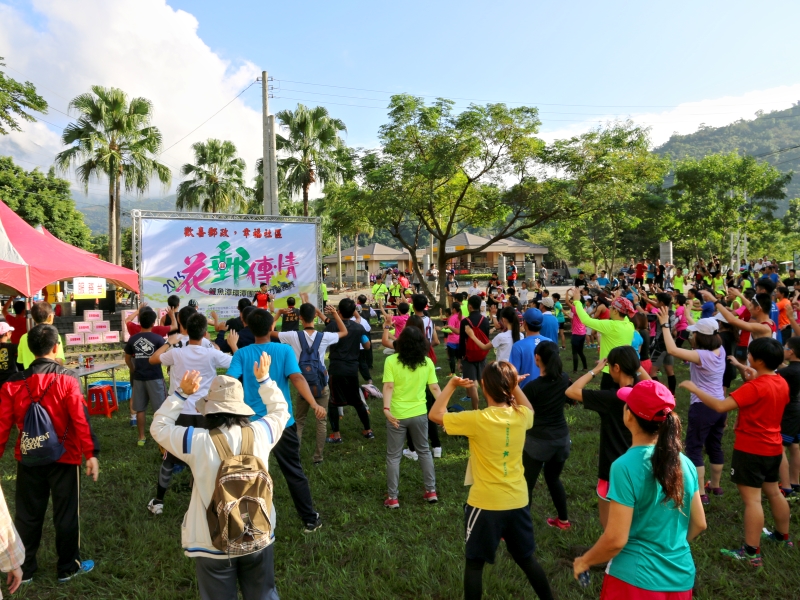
[752,144,800,159]
[274,78,800,109]
[158,80,259,156]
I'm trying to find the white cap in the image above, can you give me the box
[687,318,719,335]
[714,312,728,324]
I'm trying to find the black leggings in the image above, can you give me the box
[523,452,569,522]
[447,345,458,375]
[464,556,553,600]
[570,334,587,371]
[329,375,372,433]
[407,389,441,450]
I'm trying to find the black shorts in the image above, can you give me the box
[464,504,535,564]
[462,359,486,382]
[730,449,782,488]
[328,374,364,407]
[558,322,565,330]
[722,364,737,389]
[524,435,571,463]
[685,403,726,467]
[634,277,644,286]
[781,405,800,445]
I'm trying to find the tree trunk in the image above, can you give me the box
[353,232,359,290]
[114,170,122,265]
[303,184,310,217]
[108,177,117,264]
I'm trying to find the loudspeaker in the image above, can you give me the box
[98,290,116,313]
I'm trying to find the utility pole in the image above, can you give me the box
[261,71,275,215]
[268,114,279,215]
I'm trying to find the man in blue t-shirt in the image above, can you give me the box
[755,277,780,329]
[597,271,610,287]
[226,308,325,533]
[509,308,552,380]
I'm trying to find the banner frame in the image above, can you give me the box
[131,210,321,310]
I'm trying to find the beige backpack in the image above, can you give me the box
[206,426,274,555]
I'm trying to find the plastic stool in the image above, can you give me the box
[88,385,119,418]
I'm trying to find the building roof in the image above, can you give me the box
[323,242,410,264]
[434,232,548,254]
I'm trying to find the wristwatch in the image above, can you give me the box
[588,370,595,378]
[661,323,670,328]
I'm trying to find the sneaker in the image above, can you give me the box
[433,447,442,458]
[362,383,383,399]
[423,491,438,504]
[147,499,163,515]
[459,397,470,403]
[700,494,710,506]
[129,416,137,427]
[546,517,572,530]
[761,528,795,548]
[20,576,32,585]
[403,449,418,461]
[303,514,322,533]
[326,435,343,444]
[58,560,94,583]
[137,438,146,447]
[362,430,375,440]
[720,546,762,567]
[705,481,724,497]
[384,497,400,509]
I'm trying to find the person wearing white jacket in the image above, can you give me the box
[151,352,288,600]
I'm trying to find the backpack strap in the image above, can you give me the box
[209,428,234,460]
[311,330,324,354]
[23,374,67,443]
[240,425,255,455]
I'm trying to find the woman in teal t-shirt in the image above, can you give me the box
[573,380,706,598]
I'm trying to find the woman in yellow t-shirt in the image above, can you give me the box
[430,362,554,600]
[382,326,442,508]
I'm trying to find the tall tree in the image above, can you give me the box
[322,181,374,287]
[0,156,91,248]
[276,104,347,216]
[55,86,171,264]
[176,139,248,214]
[0,57,47,135]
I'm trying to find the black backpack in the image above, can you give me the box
[20,376,68,466]
[297,332,328,398]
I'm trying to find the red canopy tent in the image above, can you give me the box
[0,199,139,297]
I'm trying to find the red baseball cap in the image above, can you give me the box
[610,296,636,318]
[616,380,675,422]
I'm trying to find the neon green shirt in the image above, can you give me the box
[712,277,725,293]
[383,355,438,420]
[672,276,685,293]
[371,283,388,302]
[573,301,634,373]
[18,332,65,369]
[321,283,328,301]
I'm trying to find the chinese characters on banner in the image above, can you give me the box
[72,277,107,299]
[140,218,318,319]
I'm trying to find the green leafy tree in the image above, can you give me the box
[0,57,47,135]
[276,104,347,217]
[55,86,171,265]
[90,227,133,268]
[322,181,374,288]
[176,139,248,214]
[0,156,91,248]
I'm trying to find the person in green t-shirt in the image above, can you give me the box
[320,282,329,309]
[672,267,686,294]
[573,380,706,595]
[382,326,442,508]
[371,275,389,305]
[17,301,65,369]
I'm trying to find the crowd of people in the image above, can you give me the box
[0,253,796,598]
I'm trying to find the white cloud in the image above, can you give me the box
[538,84,800,148]
[0,0,264,198]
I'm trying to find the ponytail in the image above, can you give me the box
[534,341,562,380]
[634,411,684,508]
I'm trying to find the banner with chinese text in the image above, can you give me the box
[140,218,318,319]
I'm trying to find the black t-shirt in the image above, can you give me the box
[656,265,666,278]
[237,327,255,349]
[0,343,18,387]
[783,277,798,288]
[326,319,367,376]
[164,314,174,327]
[637,328,651,361]
[582,385,633,480]
[522,372,570,441]
[124,332,165,381]
[281,308,301,332]
[778,362,800,429]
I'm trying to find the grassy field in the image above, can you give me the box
[2,340,798,600]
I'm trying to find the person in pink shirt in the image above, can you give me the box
[379,302,411,338]
[674,294,690,348]
[439,304,462,376]
[566,291,587,372]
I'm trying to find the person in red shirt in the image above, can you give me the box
[253,283,271,309]
[633,259,646,286]
[2,299,28,346]
[0,324,100,582]
[680,337,792,567]
[125,302,173,338]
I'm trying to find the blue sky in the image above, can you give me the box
[1,0,799,201]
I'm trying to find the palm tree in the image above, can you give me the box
[176,139,248,213]
[56,86,171,265]
[276,104,347,216]
[247,158,301,215]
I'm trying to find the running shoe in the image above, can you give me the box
[137,438,146,447]
[303,514,322,533]
[363,383,383,399]
[326,435,343,444]
[720,546,762,567]
[384,498,400,509]
[705,481,723,497]
[403,449,418,461]
[761,528,795,548]
[433,447,442,458]
[700,494,710,506]
[423,491,438,504]
[546,518,572,530]
[147,499,163,515]
[129,416,137,427]
[58,560,95,583]
[362,430,375,440]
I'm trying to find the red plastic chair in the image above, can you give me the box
[87,385,118,418]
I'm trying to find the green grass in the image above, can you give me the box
[2,342,798,599]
